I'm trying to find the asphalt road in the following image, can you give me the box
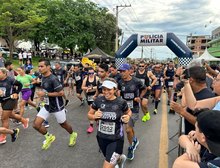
[0,92,180,168]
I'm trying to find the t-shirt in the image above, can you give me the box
[54,68,66,85]
[73,70,83,86]
[41,74,64,113]
[92,96,128,140]
[199,149,220,168]
[118,76,146,113]
[0,77,22,102]
[16,74,33,89]
[185,88,216,134]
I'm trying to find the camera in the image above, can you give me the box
[169,92,178,114]
[183,69,190,79]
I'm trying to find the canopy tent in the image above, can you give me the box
[83,47,115,63]
[196,48,220,61]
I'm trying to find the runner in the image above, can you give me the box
[117,63,147,160]
[16,67,37,117]
[0,68,29,144]
[88,78,131,168]
[82,67,99,133]
[151,64,164,114]
[33,59,77,150]
[54,62,69,106]
[109,65,121,83]
[135,61,157,122]
[164,61,176,106]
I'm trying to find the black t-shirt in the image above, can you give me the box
[73,70,83,86]
[54,68,66,84]
[153,71,163,86]
[0,77,22,102]
[92,96,128,140]
[41,74,64,113]
[165,67,175,81]
[109,73,121,83]
[199,149,220,168]
[185,88,215,134]
[135,70,150,86]
[118,76,146,113]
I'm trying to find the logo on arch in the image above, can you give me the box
[138,33,167,46]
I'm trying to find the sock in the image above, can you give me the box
[155,100,159,109]
[44,132,49,138]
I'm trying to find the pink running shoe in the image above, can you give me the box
[87,125,94,133]
[0,134,7,144]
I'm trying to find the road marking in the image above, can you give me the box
[159,93,168,168]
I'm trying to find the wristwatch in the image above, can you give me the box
[45,91,48,97]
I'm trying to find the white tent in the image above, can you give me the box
[197,48,220,61]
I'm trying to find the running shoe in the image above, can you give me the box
[127,146,134,160]
[69,132,78,147]
[42,134,56,150]
[11,128,20,142]
[132,138,139,151]
[117,154,127,168]
[0,134,6,144]
[142,112,151,122]
[65,99,69,106]
[87,125,94,133]
[42,121,50,128]
[22,118,29,129]
[153,109,158,114]
[80,99,85,106]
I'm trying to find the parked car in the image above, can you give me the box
[0,47,18,58]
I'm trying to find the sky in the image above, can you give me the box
[90,0,220,60]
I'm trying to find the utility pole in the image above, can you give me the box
[115,4,131,52]
[141,46,143,59]
[150,48,153,62]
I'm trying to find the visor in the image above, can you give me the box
[102,80,117,89]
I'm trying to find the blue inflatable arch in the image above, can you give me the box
[115,33,193,68]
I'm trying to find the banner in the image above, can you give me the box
[138,33,167,46]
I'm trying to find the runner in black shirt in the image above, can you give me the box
[88,78,131,168]
[0,68,29,144]
[33,59,77,150]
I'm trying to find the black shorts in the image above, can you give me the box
[165,80,174,88]
[1,99,17,111]
[97,136,124,164]
[143,90,150,99]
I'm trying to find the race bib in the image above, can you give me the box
[0,87,6,97]
[98,120,115,135]
[124,93,134,99]
[75,76,81,81]
[57,75,61,81]
[155,81,159,85]
[127,100,133,108]
[43,97,49,105]
[140,79,145,85]
[168,81,173,86]
[87,95,94,102]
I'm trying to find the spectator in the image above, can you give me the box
[0,52,6,67]
[173,109,220,168]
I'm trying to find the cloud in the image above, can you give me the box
[91,0,220,60]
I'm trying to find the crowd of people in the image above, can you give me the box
[0,56,220,168]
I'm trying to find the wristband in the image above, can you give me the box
[45,91,48,97]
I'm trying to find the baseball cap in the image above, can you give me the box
[118,63,131,71]
[197,110,220,156]
[102,80,117,89]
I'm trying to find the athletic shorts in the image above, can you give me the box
[97,136,124,164]
[128,113,139,127]
[165,80,174,88]
[1,99,17,111]
[152,85,162,91]
[21,88,32,101]
[37,107,66,124]
[143,90,150,99]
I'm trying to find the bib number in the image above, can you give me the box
[127,100,133,108]
[140,79,145,85]
[75,76,81,81]
[87,95,94,102]
[168,81,173,86]
[0,87,6,97]
[98,120,115,135]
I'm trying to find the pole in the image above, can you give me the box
[115,5,131,52]
[141,46,143,59]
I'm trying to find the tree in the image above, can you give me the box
[0,0,46,59]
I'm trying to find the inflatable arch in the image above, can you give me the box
[115,33,193,68]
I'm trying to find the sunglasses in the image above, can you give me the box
[139,66,145,67]
[88,72,94,75]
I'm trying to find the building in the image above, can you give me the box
[208,26,220,57]
[186,35,211,56]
